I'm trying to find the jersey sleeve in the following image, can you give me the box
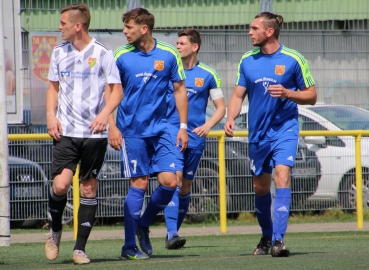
[209,71,222,89]
[170,50,186,83]
[102,50,121,84]
[47,49,59,82]
[294,56,315,90]
[235,57,247,88]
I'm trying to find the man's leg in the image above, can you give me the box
[164,185,181,241]
[138,174,176,254]
[271,165,292,257]
[73,179,98,264]
[253,173,273,255]
[45,170,72,261]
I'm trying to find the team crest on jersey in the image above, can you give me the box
[275,65,285,75]
[88,58,97,68]
[154,60,164,71]
[195,78,204,87]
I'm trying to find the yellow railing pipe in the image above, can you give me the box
[9,130,369,232]
[207,131,227,233]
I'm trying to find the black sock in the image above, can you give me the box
[48,186,67,232]
[74,197,97,251]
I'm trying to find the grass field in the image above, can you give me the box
[1,231,369,270]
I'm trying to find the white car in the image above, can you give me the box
[233,104,369,209]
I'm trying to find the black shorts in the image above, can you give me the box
[51,136,108,181]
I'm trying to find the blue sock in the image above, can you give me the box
[272,188,291,244]
[123,186,146,249]
[177,192,190,231]
[164,186,180,240]
[255,192,273,238]
[139,185,176,228]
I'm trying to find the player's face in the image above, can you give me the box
[58,11,76,42]
[248,18,269,47]
[123,20,144,44]
[176,36,196,59]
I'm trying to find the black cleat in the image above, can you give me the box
[136,225,153,255]
[271,239,290,257]
[165,234,186,249]
[253,236,272,255]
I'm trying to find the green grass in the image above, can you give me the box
[1,231,369,269]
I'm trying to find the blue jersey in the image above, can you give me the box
[114,39,185,137]
[236,44,315,142]
[167,61,222,149]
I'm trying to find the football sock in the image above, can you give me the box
[164,186,180,240]
[177,192,191,231]
[74,197,97,251]
[124,186,146,248]
[272,188,291,244]
[48,186,67,232]
[139,185,176,228]
[255,192,273,238]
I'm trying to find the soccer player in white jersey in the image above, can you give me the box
[224,12,317,257]
[163,28,226,249]
[45,4,123,264]
[107,8,188,259]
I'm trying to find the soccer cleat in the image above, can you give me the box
[253,236,272,255]
[44,229,62,261]
[73,249,90,264]
[136,225,153,255]
[271,239,290,257]
[165,234,187,249]
[121,245,149,260]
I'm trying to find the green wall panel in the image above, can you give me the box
[20,0,369,31]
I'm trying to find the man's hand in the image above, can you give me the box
[224,119,235,137]
[47,114,62,141]
[89,111,110,134]
[192,124,211,137]
[267,84,287,99]
[108,125,123,151]
[176,129,188,152]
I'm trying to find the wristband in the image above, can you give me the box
[180,123,188,130]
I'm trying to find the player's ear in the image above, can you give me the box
[266,27,274,38]
[193,43,199,53]
[141,24,149,35]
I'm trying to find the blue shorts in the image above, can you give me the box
[249,136,298,176]
[120,132,177,178]
[173,146,203,180]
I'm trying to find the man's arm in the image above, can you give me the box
[46,80,62,140]
[90,83,123,134]
[193,97,226,137]
[104,84,124,151]
[224,85,247,137]
[173,80,188,151]
[267,84,317,105]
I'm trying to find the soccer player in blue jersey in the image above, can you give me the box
[224,12,317,257]
[107,8,188,259]
[163,29,226,249]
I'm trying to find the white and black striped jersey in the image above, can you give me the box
[48,38,121,138]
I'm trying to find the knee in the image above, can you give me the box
[253,183,270,196]
[52,182,70,196]
[80,179,97,198]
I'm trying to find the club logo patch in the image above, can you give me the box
[195,78,204,87]
[88,58,97,68]
[275,65,285,75]
[154,60,164,71]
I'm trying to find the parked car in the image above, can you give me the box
[8,156,48,227]
[235,104,369,210]
[298,104,369,209]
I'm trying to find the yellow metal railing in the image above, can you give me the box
[8,130,369,236]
